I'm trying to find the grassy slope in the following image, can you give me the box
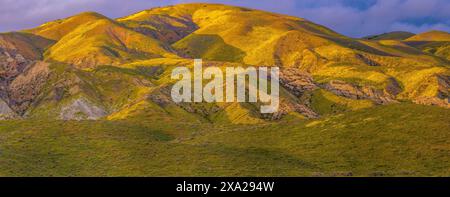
[44,18,177,68]
[406,30,450,42]
[404,31,450,61]
[0,32,54,60]
[0,103,449,176]
[310,89,374,115]
[122,3,348,65]
[404,41,450,61]
[122,3,449,104]
[25,12,108,41]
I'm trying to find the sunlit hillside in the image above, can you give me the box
[406,30,450,42]
[0,3,449,176]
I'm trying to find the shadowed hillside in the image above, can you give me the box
[363,31,415,41]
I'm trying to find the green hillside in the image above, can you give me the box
[0,103,449,176]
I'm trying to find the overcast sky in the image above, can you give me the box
[0,0,449,37]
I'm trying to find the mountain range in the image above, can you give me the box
[0,3,449,176]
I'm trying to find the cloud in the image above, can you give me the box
[0,0,172,32]
[290,0,450,37]
[390,22,450,33]
[0,0,448,37]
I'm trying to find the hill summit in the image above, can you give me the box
[406,30,450,42]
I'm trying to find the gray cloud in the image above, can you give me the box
[0,0,448,37]
[0,0,173,32]
[294,0,450,36]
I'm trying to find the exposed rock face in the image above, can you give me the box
[322,80,364,99]
[355,53,380,66]
[414,97,450,108]
[149,92,172,107]
[414,75,450,108]
[279,68,399,117]
[280,69,400,106]
[275,68,320,118]
[0,48,36,116]
[60,98,107,120]
[262,101,319,120]
[437,75,450,100]
[0,47,50,116]
[385,77,402,96]
[279,68,400,117]
[0,49,30,81]
[0,98,17,120]
[8,61,50,114]
[321,80,397,104]
[280,68,317,96]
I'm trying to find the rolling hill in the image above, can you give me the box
[363,31,415,41]
[0,3,449,176]
[406,30,450,42]
[402,31,450,61]
[36,12,178,68]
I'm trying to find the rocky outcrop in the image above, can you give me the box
[437,75,450,100]
[280,68,398,117]
[60,98,107,120]
[322,80,364,99]
[321,80,397,104]
[280,68,317,96]
[385,77,402,96]
[148,91,172,107]
[414,97,450,108]
[277,69,320,118]
[261,101,319,120]
[355,53,380,66]
[8,61,50,114]
[0,46,50,116]
[0,48,36,116]
[280,68,399,105]
[0,98,17,120]
[0,48,30,80]
[414,75,450,108]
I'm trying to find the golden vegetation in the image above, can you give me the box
[0,3,449,176]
